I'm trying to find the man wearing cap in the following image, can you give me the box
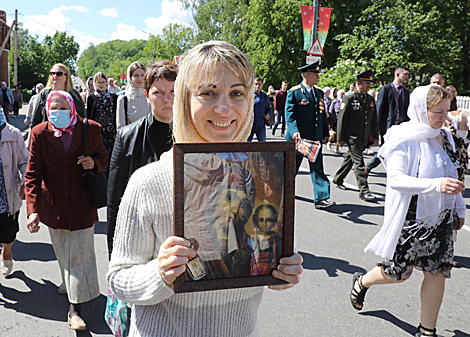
[285,61,335,209]
[333,69,379,202]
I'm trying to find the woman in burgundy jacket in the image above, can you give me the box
[25,90,108,331]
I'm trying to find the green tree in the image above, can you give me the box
[43,32,80,74]
[335,0,462,90]
[143,23,195,60]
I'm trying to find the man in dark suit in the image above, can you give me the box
[366,67,410,173]
[333,70,379,202]
[285,61,335,209]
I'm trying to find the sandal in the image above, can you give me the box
[350,272,368,311]
[415,324,437,337]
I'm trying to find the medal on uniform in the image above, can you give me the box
[186,238,207,281]
[300,99,310,105]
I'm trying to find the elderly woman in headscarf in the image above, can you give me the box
[107,41,302,337]
[87,72,118,161]
[116,61,151,129]
[0,108,29,276]
[25,90,108,331]
[350,85,465,337]
[80,77,95,108]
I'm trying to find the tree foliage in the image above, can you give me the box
[77,23,195,83]
[9,24,79,92]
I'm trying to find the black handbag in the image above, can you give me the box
[83,118,108,208]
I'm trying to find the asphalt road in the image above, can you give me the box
[1,108,469,337]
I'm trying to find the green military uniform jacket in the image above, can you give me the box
[336,89,378,145]
[285,82,329,141]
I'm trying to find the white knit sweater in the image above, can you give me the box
[107,150,263,337]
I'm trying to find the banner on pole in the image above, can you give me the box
[318,7,332,48]
[301,6,332,51]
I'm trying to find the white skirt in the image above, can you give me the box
[48,226,100,304]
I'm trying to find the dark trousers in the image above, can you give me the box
[273,109,285,135]
[247,126,266,142]
[2,103,10,121]
[333,141,370,196]
[295,146,330,202]
[13,102,19,116]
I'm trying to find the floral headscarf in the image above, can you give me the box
[46,90,77,137]
[93,72,111,103]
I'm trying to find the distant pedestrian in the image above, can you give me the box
[25,83,44,125]
[285,61,335,209]
[323,87,332,112]
[247,77,270,142]
[0,109,29,276]
[0,82,13,121]
[80,77,94,108]
[347,83,356,95]
[333,69,379,202]
[327,88,342,153]
[267,85,276,127]
[12,85,23,118]
[116,62,151,129]
[87,72,118,163]
[366,67,410,174]
[431,73,445,87]
[108,77,120,94]
[446,85,458,111]
[272,81,288,137]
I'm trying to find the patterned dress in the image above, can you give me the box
[92,95,116,158]
[378,130,458,280]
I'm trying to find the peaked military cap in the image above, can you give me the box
[298,61,320,73]
[356,69,375,82]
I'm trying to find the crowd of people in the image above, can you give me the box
[0,40,468,337]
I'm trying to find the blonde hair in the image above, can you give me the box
[46,63,74,92]
[427,85,452,108]
[173,41,255,143]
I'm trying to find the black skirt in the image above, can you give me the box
[0,211,20,243]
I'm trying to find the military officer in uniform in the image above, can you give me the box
[285,61,335,209]
[333,69,379,202]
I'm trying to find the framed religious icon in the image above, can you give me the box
[173,142,296,293]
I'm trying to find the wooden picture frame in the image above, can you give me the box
[173,142,295,293]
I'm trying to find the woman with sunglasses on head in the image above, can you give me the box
[31,63,85,129]
[116,61,151,130]
[107,41,303,337]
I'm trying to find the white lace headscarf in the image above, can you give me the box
[368,84,458,259]
[125,62,147,102]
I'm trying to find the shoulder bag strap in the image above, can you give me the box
[83,118,89,157]
[124,96,129,126]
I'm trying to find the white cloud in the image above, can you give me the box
[76,34,105,56]
[59,5,89,13]
[100,8,119,18]
[144,0,193,35]
[21,8,70,36]
[110,23,148,41]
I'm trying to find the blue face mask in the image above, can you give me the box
[49,109,71,129]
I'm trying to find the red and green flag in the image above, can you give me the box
[301,5,332,51]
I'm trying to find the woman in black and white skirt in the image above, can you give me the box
[351,85,466,337]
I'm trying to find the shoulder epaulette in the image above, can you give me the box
[290,85,301,91]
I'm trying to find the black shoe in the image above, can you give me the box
[281,133,285,138]
[360,194,377,202]
[314,200,336,209]
[335,183,346,190]
[272,129,275,136]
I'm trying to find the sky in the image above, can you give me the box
[2,1,194,56]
